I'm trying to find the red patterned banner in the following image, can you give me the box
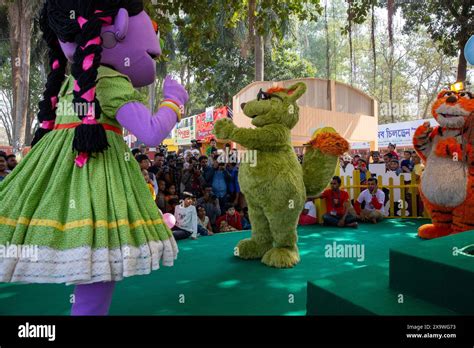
[196,106,228,141]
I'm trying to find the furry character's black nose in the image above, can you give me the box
[446,95,457,103]
[241,103,247,110]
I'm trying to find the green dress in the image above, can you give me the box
[0,66,178,285]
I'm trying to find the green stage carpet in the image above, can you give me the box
[0,219,428,316]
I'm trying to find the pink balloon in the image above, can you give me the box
[163,213,176,229]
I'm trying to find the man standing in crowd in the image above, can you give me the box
[313,176,358,228]
[352,154,361,168]
[184,140,201,159]
[199,155,213,183]
[0,155,9,182]
[366,151,384,171]
[354,177,385,224]
[383,152,393,170]
[138,144,147,155]
[206,160,231,208]
[164,154,180,187]
[340,154,352,173]
[181,162,206,197]
[400,150,414,173]
[6,154,17,171]
[206,138,218,156]
[369,151,384,164]
[388,159,401,175]
[197,185,221,232]
[149,152,166,177]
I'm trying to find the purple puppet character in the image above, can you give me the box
[0,0,188,315]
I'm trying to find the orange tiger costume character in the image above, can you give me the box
[413,89,474,239]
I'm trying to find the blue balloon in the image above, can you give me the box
[465,35,474,65]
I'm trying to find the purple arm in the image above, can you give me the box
[116,76,189,146]
[117,102,177,146]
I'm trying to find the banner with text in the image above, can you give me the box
[378,118,438,148]
[196,106,228,141]
[173,115,196,146]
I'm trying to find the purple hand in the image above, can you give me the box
[163,76,189,106]
[117,102,177,146]
[116,79,189,146]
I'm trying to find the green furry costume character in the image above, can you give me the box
[214,83,349,268]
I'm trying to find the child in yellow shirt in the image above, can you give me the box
[142,169,156,200]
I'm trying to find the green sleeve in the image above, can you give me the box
[96,73,148,119]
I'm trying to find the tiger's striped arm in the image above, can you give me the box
[413,122,435,162]
[434,137,463,159]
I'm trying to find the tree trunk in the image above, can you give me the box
[387,0,395,122]
[149,81,156,111]
[371,1,376,92]
[246,0,256,59]
[9,0,34,153]
[25,91,34,145]
[0,89,13,145]
[324,0,330,80]
[325,0,331,109]
[255,34,264,81]
[347,0,353,86]
[332,0,337,81]
[456,42,467,82]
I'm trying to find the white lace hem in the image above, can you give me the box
[0,238,178,285]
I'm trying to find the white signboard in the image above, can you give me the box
[173,115,196,146]
[205,106,214,122]
[378,118,438,148]
[351,142,371,150]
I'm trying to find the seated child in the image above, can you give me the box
[142,169,156,201]
[216,203,242,232]
[165,184,179,205]
[172,192,198,240]
[219,220,238,232]
[156,179,166,212]
[197,205,214,236]
[298,198,318,225]
[236,206,251,230]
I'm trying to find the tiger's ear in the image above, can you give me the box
[286,82,307,102]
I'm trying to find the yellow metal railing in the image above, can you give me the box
[315,169,429,221]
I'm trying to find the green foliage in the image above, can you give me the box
[341,0,377,35]
[266,42,317,80]
[399,0,474,55]
[0,0,465,138]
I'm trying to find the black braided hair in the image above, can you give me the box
[31,3,68,147]
[34,0,144,157]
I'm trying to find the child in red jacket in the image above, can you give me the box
[216,203,242,232]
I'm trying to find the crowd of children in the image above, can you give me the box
[340,142,425,185]
[134,140,251,241]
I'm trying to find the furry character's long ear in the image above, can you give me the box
[114,8,129,41]
[286,82,306,102]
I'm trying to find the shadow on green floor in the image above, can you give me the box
[0,219,428,315]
